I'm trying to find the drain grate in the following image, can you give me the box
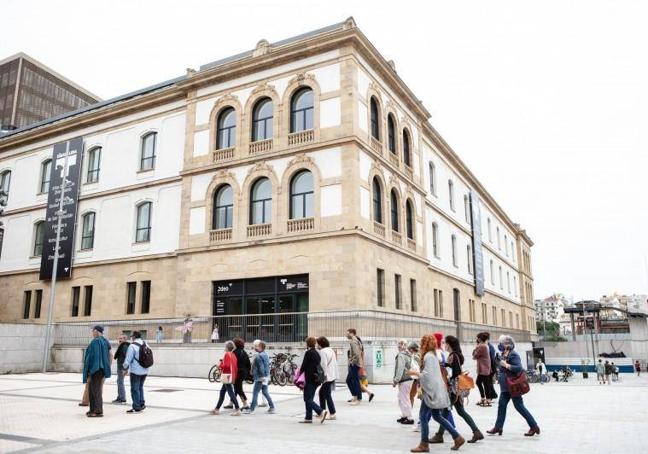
[151,388,182,393]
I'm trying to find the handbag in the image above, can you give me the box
[455,371,475,399]
[220,373,232,385]
[506,371,530,397]
[294,370,305,390]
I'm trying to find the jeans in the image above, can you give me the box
[129,373,147,410]
[250,381,274,411]
[420,401,459,442]
[346,364,362,400]
[303,382,323,420]
[116,367,127,402]
[319,380,336,415]
[89,370,105,415]
[437,394,479,435]
[495,392,538,429]
[216,384,239,410]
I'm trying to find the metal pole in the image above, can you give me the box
[542,299,547,339]
[42,147,69,373]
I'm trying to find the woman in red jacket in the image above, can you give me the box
[212,340,241,416]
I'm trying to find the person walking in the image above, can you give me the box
[299,336,327,424]
[394,339,414,425]
[80,333,111,407]
[210,324,220,343]
[604,360,612,385]
[122,331,150,414]
[155,326,164,344]
[246,339,275,414]
[346,328,363,405]
[596,359,606,384]
[82,325,111,417]
[317,336,338,420]
[487,335,540,437]
[635,360,641,377]
[428,331,456,441]
[230,338,251,410]
[212,341,241,416]
[434,336,483,443]
[408,341,422,433]
[410,334,465,452]
[112,334,130,404]
[472,333,491,406]
[536,360,547,385]
[484,332,499,402]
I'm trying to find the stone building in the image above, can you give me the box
[0,19,536,342]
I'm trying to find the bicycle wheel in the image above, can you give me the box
[208,365,221,383]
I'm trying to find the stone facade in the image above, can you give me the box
[0,18,535,339]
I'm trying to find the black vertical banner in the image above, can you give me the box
[470,190,485,297]
[39,137,84,280]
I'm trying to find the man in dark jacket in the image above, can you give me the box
[228,338,252,410]
[82,325,111,417]
[113,334,130,404]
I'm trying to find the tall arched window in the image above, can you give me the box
[86,147,101,183]
[290,170,314,219]
[33,221,45,256]
[505,234,509,256]
[448,180,455,211]
[496,227,501,249]
[487,218,492,242]
[217,107,236,149]
[428,162,436,195]
[498,266,503,289]
[0,170,10,200]
[250,178,272,224]
[370,97,380,140]
[451,234,457,267]
[140,132,157,171]
[290,87,314,133]
[390,190,399,232]
[405,200,414,240]
[213,185,233,229]
[135,202,152,243]
[81,212,95,250]
[432,222,439,257]
[372,177,383,224]
[402,129,411,166]
[251,98,273,141]
[490,259,495,284]
[40,160,52,194]
[387,114,396,153]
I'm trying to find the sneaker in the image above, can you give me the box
[299,420,313,424]
[212,409,220,415]
[267,408,276,414]
[112,399,125,404]
[397,417,407,423]
[242,406,250,411]
[78,403,89,407]
[369,393,375,402]
[319,410,328,424]
[242,408,251,415]
[349,399,360,406]
[231,410,242,416]
[402,418,415,425]
[224,404,234,409]
[259,402,268,408]
[327,414,336,420]
[126,409,142,414]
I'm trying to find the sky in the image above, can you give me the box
[2,0,647,301]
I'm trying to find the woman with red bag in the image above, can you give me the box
[487,335,539,437]
[212,341,241,416]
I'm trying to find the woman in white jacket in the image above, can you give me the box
[409,334,465,452]
[317,336,338,420]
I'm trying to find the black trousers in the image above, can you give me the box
[476,374,488,399]
[485,375,498,399]
[234,376,247,403]
[89,370,105,415]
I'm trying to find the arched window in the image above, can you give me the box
[487,218,492,242]
[428,162,436,195]
[451,234,457,267]
[40,160,52,194]
[86,147,101,183]
[217,107,236,149]
[464,195,471,223]
[496,227,501,249]
[290,170,314,219]
[402,129,411,166]
[135,202,152,243]
[387,114,396,153]
[370,97,380,140]
[33,221,45,256]
[213,185,233,229]
[405,200,414,240]
[505,234,509,256]
[0,170,11,197]
[250,178,272,224]
[507,271,511,293]
[448,180,455,211]
[432,222,439,257]
[140,132,157,171]
[390,190,399,231]
[490,259,494,284]
[251,98,273,141]
[372,177,383,224]
[80,212,95,250]
[498,266,503,289]
[467,245,473,274]
[290,88,314,133]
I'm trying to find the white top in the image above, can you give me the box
[319,347,338,382]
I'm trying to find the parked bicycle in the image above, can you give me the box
[270,353,299,386]
[207,352,255,384]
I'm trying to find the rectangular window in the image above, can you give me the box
[71,286,80,317]
[81,212,95,250]
[468,299,475,322]
[141,280,151,314]
[492,306,497,326]
[481,303,488,324]
[376,269,385,307]
[394,274,402,310]
[140,133,157,171]
[516,314,520,329]
[410,279,417,312]
[509,311,513,328]
[467,245,473,275]
[501,309,506,327]
[34,289,43,318]
[439,290,444,318]
[126,282,136,314]
[23,291,32,319]
[433,289,439,317]
[86,147,101,183]
[429,162,436,195]
[135,202,152,243]
[83,286,93,316]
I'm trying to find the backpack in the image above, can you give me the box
[136,342,154,368]
[316,363,327,384]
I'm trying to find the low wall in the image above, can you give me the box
[0,323,48,374]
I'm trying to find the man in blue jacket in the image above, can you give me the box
[122,331,150,413]
[82,325,112,417]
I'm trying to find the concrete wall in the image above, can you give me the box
[0,323,46,373]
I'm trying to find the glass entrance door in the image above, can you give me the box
[246,295,275,341]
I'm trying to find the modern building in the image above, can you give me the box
[535,294,567,324]
[0,19,536,343]
[0,53,100,133]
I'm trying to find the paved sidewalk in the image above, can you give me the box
[1,372,646,453]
